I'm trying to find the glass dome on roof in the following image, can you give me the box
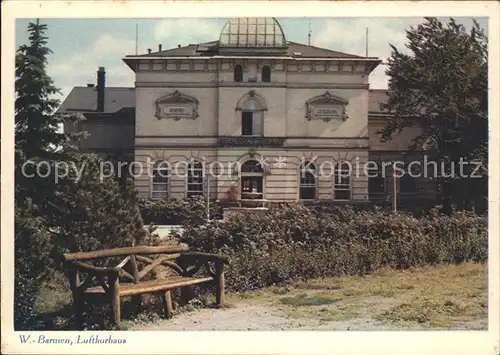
[219,18,287,48]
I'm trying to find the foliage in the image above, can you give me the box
[15,20,83,203]
[180,204,487,292]
[14,201,53,330]
[14,20,153,329]
[14,19,76,329]
[380,17,488,213]
[48,153,159,255]
[138,196,222,225]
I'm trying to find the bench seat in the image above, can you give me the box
[62,245,229,328]
[85,276,214,297]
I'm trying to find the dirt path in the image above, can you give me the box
[133,300,487,331]
[133,263,487,331]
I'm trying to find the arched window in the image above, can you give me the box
[299,161,316,200]
[240,159,264,199]
[333,162,351,200]
[187,161,204,197]
[241,99,264,136]
[152,161,170,199]
[261,65,271,82]
[234,64,243,82]
[241,159,264,173]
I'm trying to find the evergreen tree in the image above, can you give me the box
[14,19,73,330]
[48,154,157,260]
[16,20,70,160]
[14,20,156,330]
[380,18,488,213]
[15,19,82,204]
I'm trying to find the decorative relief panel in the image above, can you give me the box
[305,92,349,122]
[155,91,199,120]
[273,62,284,70]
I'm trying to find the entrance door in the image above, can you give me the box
[241,176,263,198]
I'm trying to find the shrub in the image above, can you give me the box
[180,203,487,292]
[15,201,53,330]
[138,196,222,225]
[15,153,159,329]
[48,154,159,255]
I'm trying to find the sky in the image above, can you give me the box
[15,17,488,102]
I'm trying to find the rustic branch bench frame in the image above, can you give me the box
[62,245,229,328]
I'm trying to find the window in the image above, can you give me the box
[152,161,169,199]
[333,162,351,200]
[234,64,243,82]
[187,161,204,197]
[368,161,385,194]
[399,163,419,193]
[241,99,263,136]
[262,65,271,82]
[299,162,316,200]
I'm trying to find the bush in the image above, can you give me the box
[180,204,487,292]
[48,154,159,255]
[15,201,53,329]
[138,196,222,225]
[15,153,159,329]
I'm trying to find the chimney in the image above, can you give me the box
[147,48,152,54]
[177,44,181,48]
[158,44,162,51]
[97,67,105,112]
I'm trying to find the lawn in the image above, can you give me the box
[228,262,488,328]
[32,262,488,330]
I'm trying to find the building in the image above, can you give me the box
[60,18,434,207]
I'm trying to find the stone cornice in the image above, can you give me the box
[135,82,369,89]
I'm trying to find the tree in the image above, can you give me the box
[16,20,70,160]
[48,154,157,259]
[380,18,488,214]
[13,20,155,330]
[15,19,83,204]
[14,19,72,329]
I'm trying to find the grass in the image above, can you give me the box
[232,262,487,328]
[279,293,342,307]
[30,263,487,330]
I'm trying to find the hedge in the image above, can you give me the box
[138,197,222,225]
[179,203,487,292]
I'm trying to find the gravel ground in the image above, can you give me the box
[133,302,487,331]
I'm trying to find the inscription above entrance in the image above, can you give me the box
[305,92,348,122]
[155,90,199,120]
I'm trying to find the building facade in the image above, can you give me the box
[61,18,434,206]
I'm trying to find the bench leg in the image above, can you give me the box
[180,286,196,306]
[72,292,85,330]
[215,264,225,307]
[162,291,174,319]
[110,279,121,327]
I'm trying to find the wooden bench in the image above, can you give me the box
[62,244,229,328]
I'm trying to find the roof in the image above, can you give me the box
[57,86,135,114]
[286,42,363,59]
[219,18,286,48]
[126,40,365,59]
[368,89,389,113]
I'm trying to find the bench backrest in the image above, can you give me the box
[62,244,191,286]
[62,245,189,261]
